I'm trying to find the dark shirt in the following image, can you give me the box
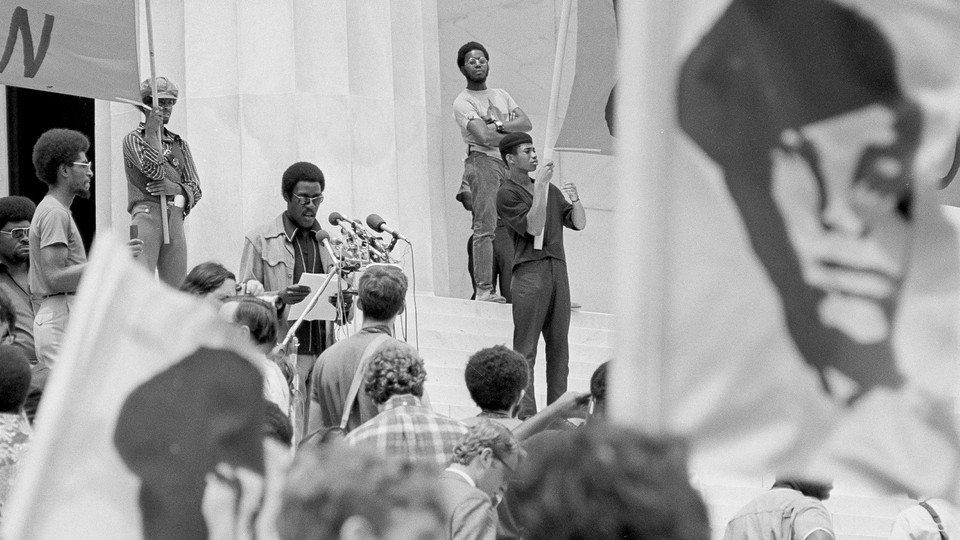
[496,179,576,270]
[0,264,36,364]
[282,213,327,355]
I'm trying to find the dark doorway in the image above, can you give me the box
[6,87,96,250]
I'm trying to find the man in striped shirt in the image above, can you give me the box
[122,77,202,286]
[346,341,468,466]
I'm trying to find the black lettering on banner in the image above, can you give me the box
[0,7,54,78]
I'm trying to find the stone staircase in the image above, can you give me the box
[409,293,613,419]
[404,293,928,539]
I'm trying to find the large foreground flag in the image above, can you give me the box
[2,233,265,539]
[614,0,960,499]
[0,0,140,101]
[554,0,618,155]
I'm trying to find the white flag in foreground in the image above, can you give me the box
[0,0,140,101]
[2,232,265,539]
[615,0,960,500]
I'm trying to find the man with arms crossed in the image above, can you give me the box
[496,133,585,419]
[453,41,532,303]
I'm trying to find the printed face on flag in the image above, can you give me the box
[675,0,924,400]
[770,103,917,345]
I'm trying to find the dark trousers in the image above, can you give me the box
[511,258,570,418]
[466,223,514,302]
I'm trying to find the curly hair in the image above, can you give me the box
[279,444,444,540]
[464,345,529,411]
[511,424,709,540]
[363,341,426,405]
[358,265,407,321]
[0,196,35,230]
[32,128,90,186]
[0,344,31,413]
[451,419,521,466]
[281,161,325,200]
[457,41,488,68]
[180,262,236,296]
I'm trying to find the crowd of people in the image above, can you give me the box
[0,43,952,538]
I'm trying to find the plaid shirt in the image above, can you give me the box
[345,395,468,466]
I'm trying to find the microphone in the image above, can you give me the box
[328,212,351,228]
[366,214,409,243]
[315,230,339,264]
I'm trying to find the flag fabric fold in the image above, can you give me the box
[2,232,265,539]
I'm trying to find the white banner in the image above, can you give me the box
[2,233,265,539]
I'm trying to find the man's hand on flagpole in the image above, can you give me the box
[534,160,554,188]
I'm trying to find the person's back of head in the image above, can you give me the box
[772,477,833,501]
[364,341,426,405]
[221,296,279,349]
[278,443,444,540]
[0,345,32,414]
[464,345,528,414]
[511,423,709,540]
[180,262,236,296]
[358,265,408,322]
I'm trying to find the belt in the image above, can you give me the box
[40,291,76,299]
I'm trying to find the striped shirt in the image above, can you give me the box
[121,124,202,214]
[345,394,468,466]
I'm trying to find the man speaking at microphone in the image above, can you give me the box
[239,161,335,430]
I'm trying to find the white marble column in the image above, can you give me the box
[97,0,444,294]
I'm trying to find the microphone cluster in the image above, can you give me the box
[326,211,410,267]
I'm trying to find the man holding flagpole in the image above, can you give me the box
[453,41,532,303]
[123,77,202,287]
[497,133,585,418]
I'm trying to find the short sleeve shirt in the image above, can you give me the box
[29,195,86,297]
[722,488,834,540]
[453,88,519,157]
[497,179,576,269]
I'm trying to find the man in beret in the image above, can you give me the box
[453,41,532,303]
[496,133,585,418]
[122,76,202,286]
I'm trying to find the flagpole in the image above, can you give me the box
[610,0,677,433]
[144,0,170,244]
[534,0,574,250]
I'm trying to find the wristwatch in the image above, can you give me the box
[494,120,505,133]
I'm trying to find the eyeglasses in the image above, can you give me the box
[293,194,323,206]
[71,161,93,172]
[0,227,29,240]
[144,98,177,108]
[466,57,488,67]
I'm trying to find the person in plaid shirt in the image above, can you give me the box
[345,341,468,466]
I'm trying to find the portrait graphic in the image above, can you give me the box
[677,0,919,401]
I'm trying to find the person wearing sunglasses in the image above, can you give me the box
[122,76,202,287]
[30,129,143,370]
[239,161,337,437]
[440,420,523,540]
[0,196,47,423]
[453,41,532,304]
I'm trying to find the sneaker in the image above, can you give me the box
[476,290,507,304]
